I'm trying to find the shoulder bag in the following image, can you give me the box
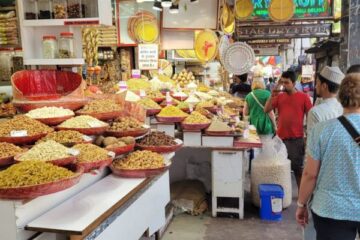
[338,116,360,146]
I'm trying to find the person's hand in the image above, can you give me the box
[296,207,309,227]
[271,84,283,97]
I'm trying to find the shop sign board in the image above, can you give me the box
[138,44,159,70]
[239,0,333,21]
[236,24,331,39]
[245,39,291,45]
[252,46,280,56]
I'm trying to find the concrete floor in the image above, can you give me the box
[163,174,302,240]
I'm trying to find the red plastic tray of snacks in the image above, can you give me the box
[77,157,113,173]
[180,108,191,113]
[105,128,150,138]
[136,139,183,153]
[14,154,77,167]
[205,130,234,136]
[110,164,169,178]
[76,111,122,121]
[13,100,88,113]
[0,166,83,199]
[152,97,165,103]
[33,115,74,126]
[146,109,161,116]
[0,133,49,145]
[203,106,219,114]
[105,143,135,156]
[0,156,15,167]
[181,122,211,130]
[56,126,109,135]
[156,116,186,123]
[171,95,188,101]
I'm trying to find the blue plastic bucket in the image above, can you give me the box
[259,184,284,221]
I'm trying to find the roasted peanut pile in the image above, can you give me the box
[0,142,24,158]
[157,106,188,118]
[138,132,176,146]
[59,115,108,128]
[78,99,121,114]
[26,107,74,118]
[113,150,164,170]
[183,111,211,124]
[37,130,85,145]
[0,115,53,137]
[19,140,71,162]
[0,161,75,188]
[72,144,110,163]
[110,117,144,131]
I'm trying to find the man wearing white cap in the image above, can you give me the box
[304,66,345,240]
[306,66,345,136]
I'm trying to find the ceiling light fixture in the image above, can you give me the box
[153,1,163,11]
[169,3,179,14]
[161,0,172,8]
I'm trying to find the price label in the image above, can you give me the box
[82,135,93,142]
[189,104,194,112]
[235,117,240,124]
[68,149,80,156]
[118,81,128,91]
[166,91,172,105]
[88,121,103,128]
[131,69,141,78]
[10,130,28,137]
[108,151,116,158]
[140,90,146,97]
[243,129,250,139]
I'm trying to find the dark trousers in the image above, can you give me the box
[312,212,360,240]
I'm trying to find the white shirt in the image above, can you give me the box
[307,98,343,136]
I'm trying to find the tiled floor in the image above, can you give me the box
[163,174,302,240]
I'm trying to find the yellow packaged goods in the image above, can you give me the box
[172,69,195,88]
[138,98,161,110]
[113,150,164,170]
[73,144,109,163]
[110,117,144,131]
[26,107,74,118]
[37,131,85,145]
[197,83,210,92]
[207,119,232,132]
[0,115,53,137]
[59,116,108,128]
[0,142,24,159]
[127,78,151,91]
[157,106,188,118]
[19,140,71,162]
[0,161,75,188]
[78,99,121,114]
[183,111,211,124]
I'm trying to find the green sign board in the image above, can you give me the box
[242,0,333,21]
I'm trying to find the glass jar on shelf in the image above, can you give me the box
[53,0,67,19]
[67,0,84,18]
[82,0,98,18]
[24,0,37,19]
[58,32,74,58]
[37,0,52,19]
[42,35,57,59]
[12,48,24,73]
[0,48,14,82]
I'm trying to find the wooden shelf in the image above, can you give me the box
[23,18,101,27]
[24,58,84,66]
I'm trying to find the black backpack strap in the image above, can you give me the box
[338,116,360,146]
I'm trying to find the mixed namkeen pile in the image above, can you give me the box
[37,130,86,145]
[78,99,121,114]
[0,161,76,188]
[0,115,53,137]
[110,117,145,131]
[72,143,110,163]
[112,150,164,170]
